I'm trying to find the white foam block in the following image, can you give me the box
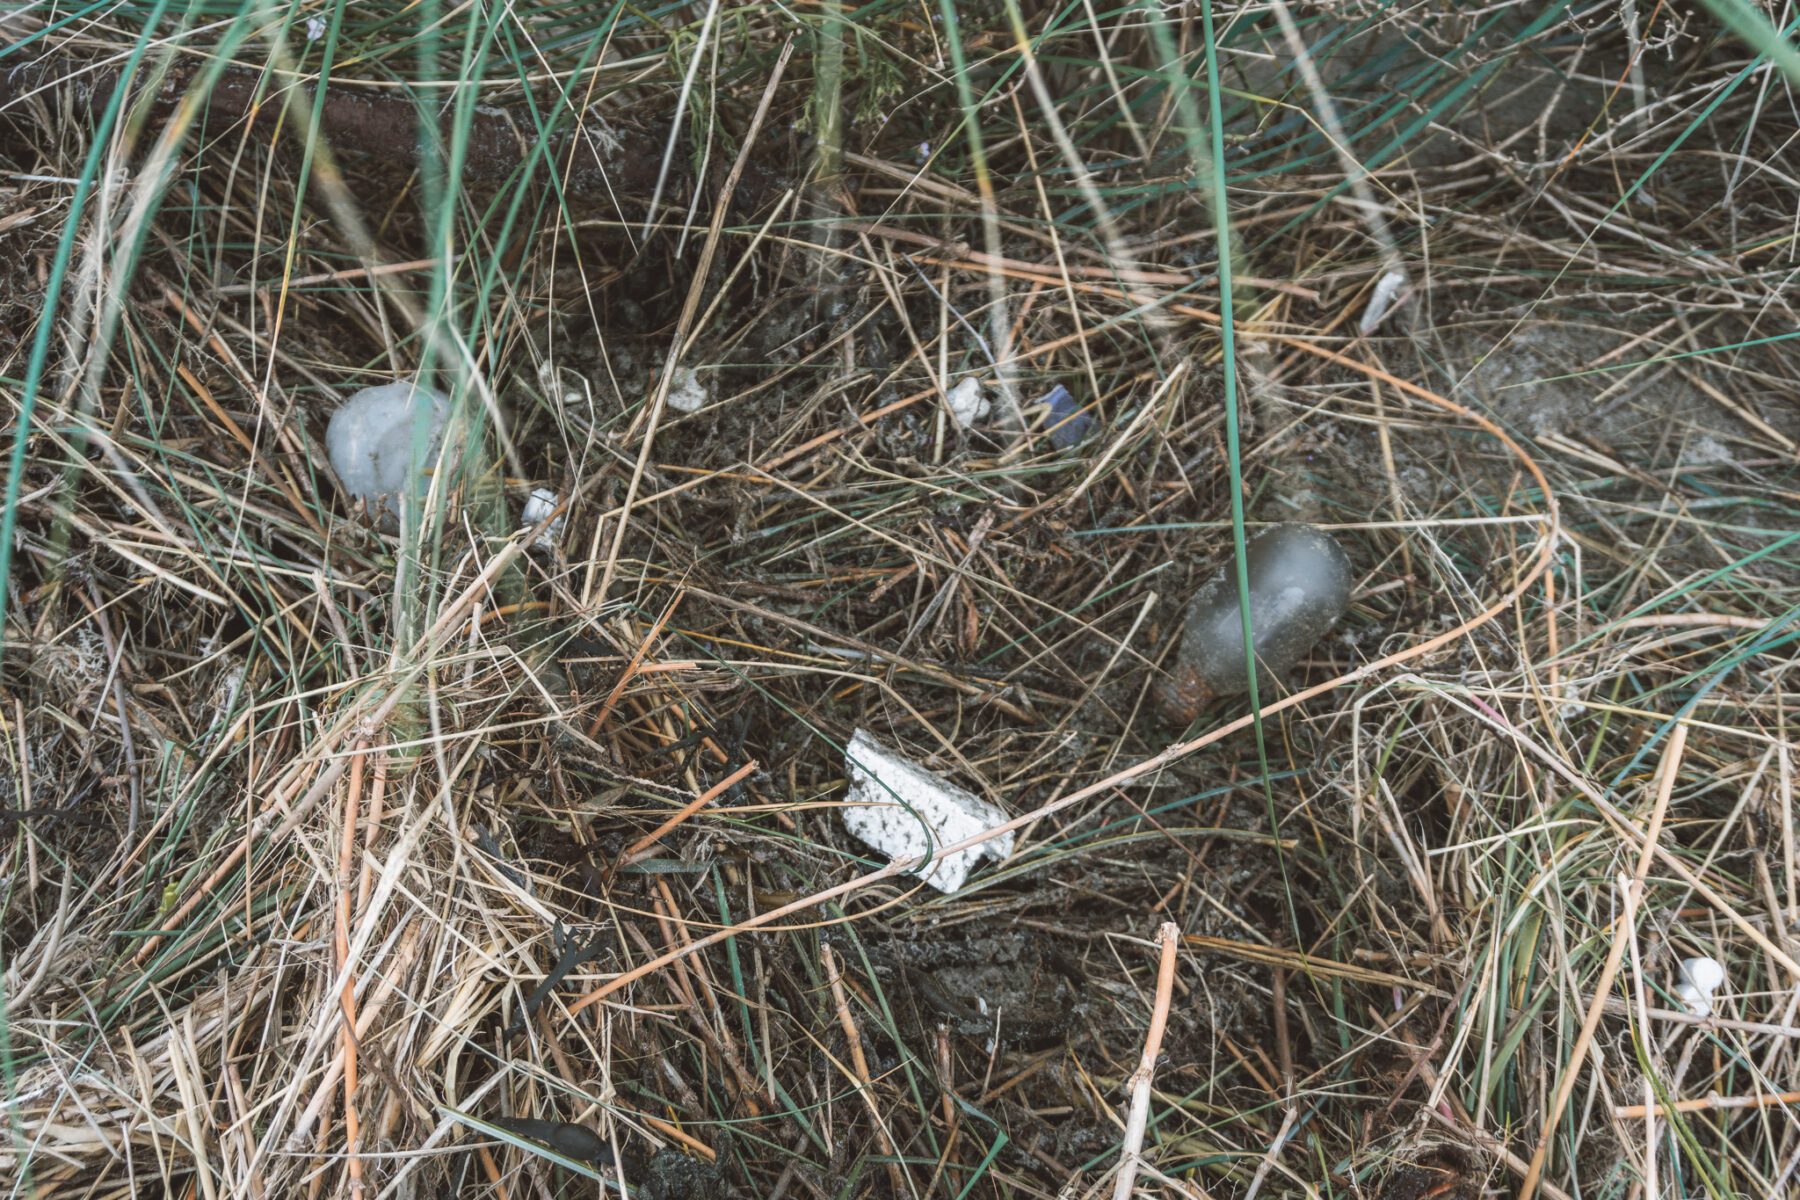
[841,729,1012,893]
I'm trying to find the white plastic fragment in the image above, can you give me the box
[521,487,565,548]
[1358,268,1410,336]
[326,379,450,527]
[666,366,708,414]
[841,729,1012,893]
[1675,956,1726,1016]
[945,377,990,428]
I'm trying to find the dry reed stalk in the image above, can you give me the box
[334,739,369,1198]
[622,759,759,863]
[1615,1089,1800,1119]
[822,943,912,1198]
[1112,922,1181,1200]
[1517,723,1687,1200]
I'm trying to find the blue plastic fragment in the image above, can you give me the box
[1039,384,1091,449]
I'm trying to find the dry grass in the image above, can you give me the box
[2,2,1798,1197]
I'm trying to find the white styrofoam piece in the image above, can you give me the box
[945,377,989,428]
[326,380,449,526]
[1675,955,1725,1016]
[841,729,1012,893]
[521,487,565,548]
[666,366,708,413]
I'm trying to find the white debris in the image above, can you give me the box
[326,379,450,528]
[580,117,625,161]
[1680,434,1733,467]
[841,729,1012,893]
[1557,680,1585,723]
[207,663,244,730]
[945,377,990,428]
[1358,268,1410,336]
[666,366,708,414]
[536,360,584,409]
[521,487,565,549]
[1675,956,1726,1017]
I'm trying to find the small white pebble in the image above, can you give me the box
[520,487,565,549]
[1675,956,1726,1016]
[666,366,708,414]
[945,377,989,428]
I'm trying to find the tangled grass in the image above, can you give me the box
[1,1,1798,1197]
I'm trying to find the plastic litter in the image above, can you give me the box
[1161,523,1353,721]
[1040,384,1091,449]
[326,379,449,528]
[841,729,1012,893]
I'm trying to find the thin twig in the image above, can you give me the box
[1615,1089,1800,1119]
[597,36,794,604]
[335,740,369,1198]
[1112,922,1180,1200]
[822,944,913,1199]
[622,759,759,863]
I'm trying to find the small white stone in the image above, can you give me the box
[521,487,565,548]
[1675,955,1726,1016]
[945,377,990,428]
[666,366,708,414]
[841,729,1012,893]
[326,380,450,528]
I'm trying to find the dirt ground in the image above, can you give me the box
[3,4,1799,1199]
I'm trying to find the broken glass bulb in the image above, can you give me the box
[1161,523,1353,722]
